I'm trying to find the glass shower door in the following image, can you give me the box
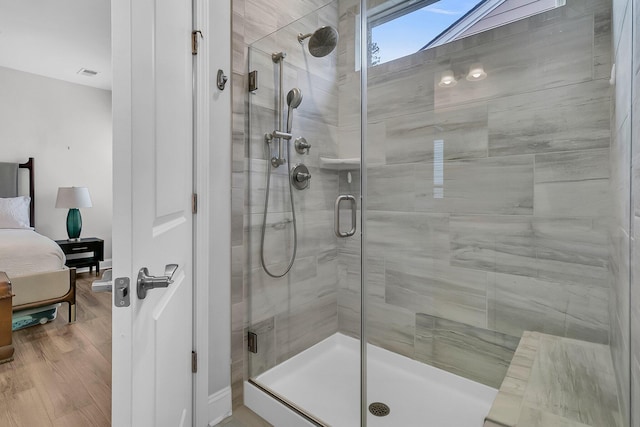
[362,0,625,426]
[245,2,363,424]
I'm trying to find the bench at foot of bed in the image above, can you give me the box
[11,268,77,324]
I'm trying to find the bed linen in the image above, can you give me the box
[0,229,65,277]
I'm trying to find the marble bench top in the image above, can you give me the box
[484,331,621,427]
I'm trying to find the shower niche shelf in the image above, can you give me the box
[318,157,360,171]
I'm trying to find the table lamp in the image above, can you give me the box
[55,187,92,240]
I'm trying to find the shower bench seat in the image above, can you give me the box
[484,331,622,427]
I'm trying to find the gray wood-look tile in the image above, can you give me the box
[515,407,593,427]
[366,301,416,358]
[275,294,338,363]
[488,87,610,157]
[248,252,335,322]
[593,9,613,80]
[415,314,519,388]
[247,317,276,377]
[366,164,416,211]
[366,211,450,262]
[488,273,609,344]
[526,336,620,426]
[485,332,622,427]
[385,259,488,328]
[414,155,534,215]
[436,15,594,110]
[451,215,609,288]
[368,63,435,121]
[450,215,537,277]
[534,149,609,184]
[534,179,611,218]
[337,287,361,339]
[246,209,336,269]
[384,104,488,164]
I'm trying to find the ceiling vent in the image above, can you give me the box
[77,68,98,77]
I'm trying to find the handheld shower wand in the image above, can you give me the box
[286,88,303,133]
[260,87,304,279]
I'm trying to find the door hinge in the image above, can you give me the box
[249,70,258,92]
[192,193,198,214]
[192,351,198,373]
[191,30,202,55]
[248,331,258,354]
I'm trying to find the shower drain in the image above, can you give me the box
[368,402,390,417]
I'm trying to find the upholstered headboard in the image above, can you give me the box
[0,158,35,228]
[0,163,18,198]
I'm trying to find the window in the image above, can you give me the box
[370,0,483,65]
[364,0,566,67]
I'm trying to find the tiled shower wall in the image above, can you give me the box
[230,0,339,407]
[245,3,342,376]
[231,0,618,409]
[336,0,613,389]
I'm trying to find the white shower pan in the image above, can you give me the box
[245,333,497,427]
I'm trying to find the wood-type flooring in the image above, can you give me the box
[0,271,111,426]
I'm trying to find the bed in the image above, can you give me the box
[0,158,77,364]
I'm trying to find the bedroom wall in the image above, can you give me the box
[0,66,113,261]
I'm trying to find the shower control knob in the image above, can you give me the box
[295,137,311,155]
[291,164,311,190]
[295,172,311,182]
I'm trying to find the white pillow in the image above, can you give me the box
[0,196,31,229]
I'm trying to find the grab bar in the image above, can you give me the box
[334,194,357,238]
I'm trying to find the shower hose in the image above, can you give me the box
[260,138,298,278]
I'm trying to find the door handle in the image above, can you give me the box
[334,194,357,238]
[92,269,113,293]
[137,264,178,299]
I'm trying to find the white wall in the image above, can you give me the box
[0,66,113,259]
[207,0,232,400]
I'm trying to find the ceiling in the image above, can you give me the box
[0,0,111,90]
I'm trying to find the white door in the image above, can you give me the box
[111,0,194,425]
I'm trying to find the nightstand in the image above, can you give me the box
[55,238,104,276]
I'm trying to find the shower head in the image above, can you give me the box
[287,87,303,109]
[298,26,339,57]
[286,88,303,133]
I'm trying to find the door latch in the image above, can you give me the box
[113,276,131,307]
[137,264,178,299]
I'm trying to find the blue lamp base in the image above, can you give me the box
[66,208,82,240]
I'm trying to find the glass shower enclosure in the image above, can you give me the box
[244,0,628,425]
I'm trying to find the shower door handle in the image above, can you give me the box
[335,195,357,238]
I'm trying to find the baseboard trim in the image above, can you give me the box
[207,386,232,426]
[74,258,112,274]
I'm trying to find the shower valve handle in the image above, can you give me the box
[295,172,311,182]
[295,137,311,155]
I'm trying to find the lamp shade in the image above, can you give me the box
[55,187,92,209]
